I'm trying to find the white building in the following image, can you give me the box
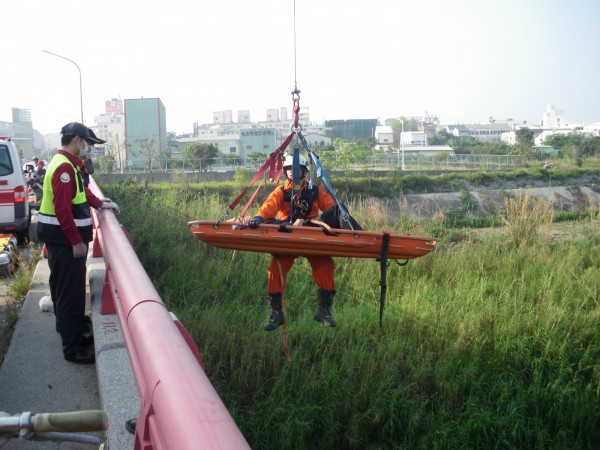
[213,110,233,124]
[541,103,566,127]
[375,125,393,150]
[238,110,251,123]
[446,122,513,143]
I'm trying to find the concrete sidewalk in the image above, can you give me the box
[0,253,138,449]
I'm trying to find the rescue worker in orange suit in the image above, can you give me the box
[247,154,338,331]
[37,122,120,365]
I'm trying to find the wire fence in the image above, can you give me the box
[93,153,530,174]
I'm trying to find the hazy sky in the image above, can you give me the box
[2,0,599,135]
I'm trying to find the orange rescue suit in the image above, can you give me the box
[256,179,336,293]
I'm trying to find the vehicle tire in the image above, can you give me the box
[16,228,29,246]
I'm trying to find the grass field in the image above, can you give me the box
[104,181,599,449]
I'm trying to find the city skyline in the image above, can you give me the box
[3,0,599,135]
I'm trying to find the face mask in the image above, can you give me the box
[78,139,89,155]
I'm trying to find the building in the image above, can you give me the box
[375,125,394,150]
[446,122,513,143]
[541,103,566,127]
[324,119,378,142]
[213,110,233,124]
[238,110,251,123]
[401,130,427,146]
[10,108,34,159]
[94,98,126,169]
[178,133,240,158]
[239,128,277,158]
[124,98,167,170]
[105,98,124,116]
[302,132,332,148]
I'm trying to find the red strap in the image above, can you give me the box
[292,98,300,129]
[226,131,295,212]
[239,178,266,219]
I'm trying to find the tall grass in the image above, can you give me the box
[502,190,555,247]
[105,182,600,449]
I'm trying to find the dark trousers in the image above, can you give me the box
[47,243,88,355]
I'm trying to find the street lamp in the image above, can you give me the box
[42,50,84,124]
[398,120,406,170]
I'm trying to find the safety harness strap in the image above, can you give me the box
[377,232,391,329]
[218,131,295,224]
[296,131,355,230]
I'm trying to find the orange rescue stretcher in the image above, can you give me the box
[188,220,438,260]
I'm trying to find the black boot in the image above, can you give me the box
[314,288,337,327]
[264,293,285,331]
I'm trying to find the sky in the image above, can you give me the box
[2,0,599,135]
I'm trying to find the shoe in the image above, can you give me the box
[64,350,95,365]
[314,288,337,327]
[263,293,285,331]
[125,418,137,435]
[82,316,92,334]
[81,334,94,347]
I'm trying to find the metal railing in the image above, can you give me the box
[88,177,250,450]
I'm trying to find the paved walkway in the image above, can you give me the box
[0,253,138,449]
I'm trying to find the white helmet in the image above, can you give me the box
[283,154,308,170]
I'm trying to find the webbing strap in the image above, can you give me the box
[221,131,294,219]
[239,178,266,219]
[378,232,390,329]
[296,131,354,229]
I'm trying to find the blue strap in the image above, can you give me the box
[296,131,352,227]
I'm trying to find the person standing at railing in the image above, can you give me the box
[37,122,120,365]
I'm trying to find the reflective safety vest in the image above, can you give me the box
[37,154,93,245]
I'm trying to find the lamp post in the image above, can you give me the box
[43,50,84,124]
[398,120,406,170]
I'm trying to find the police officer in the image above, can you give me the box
[37,122,119,364]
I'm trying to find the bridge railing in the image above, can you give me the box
[88,177,250,450]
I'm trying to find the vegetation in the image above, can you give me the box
[101,181,600,450]
[0,244,39,364]
[182,142,220,172]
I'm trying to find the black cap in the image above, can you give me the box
[87,128,106,145]
[61,122,94,144]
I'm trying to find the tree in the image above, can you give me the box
[448,136,478,154]
[515,127,535,150]
[182,142,219,172]
[135,138,158,172]
[430,130,453,145]
[96,155,116,173]
[246,151,268,168]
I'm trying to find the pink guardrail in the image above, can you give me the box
[88,178,250,450]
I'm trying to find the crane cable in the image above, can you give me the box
[292,0,299,97]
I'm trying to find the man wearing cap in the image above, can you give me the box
[37,122,119,364]
[81,128,102,187]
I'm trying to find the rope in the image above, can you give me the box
[292,0,299,95]
[276,259,291,362]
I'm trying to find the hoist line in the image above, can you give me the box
[293,0,298,93]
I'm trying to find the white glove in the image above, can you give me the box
[101,200,120,215]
